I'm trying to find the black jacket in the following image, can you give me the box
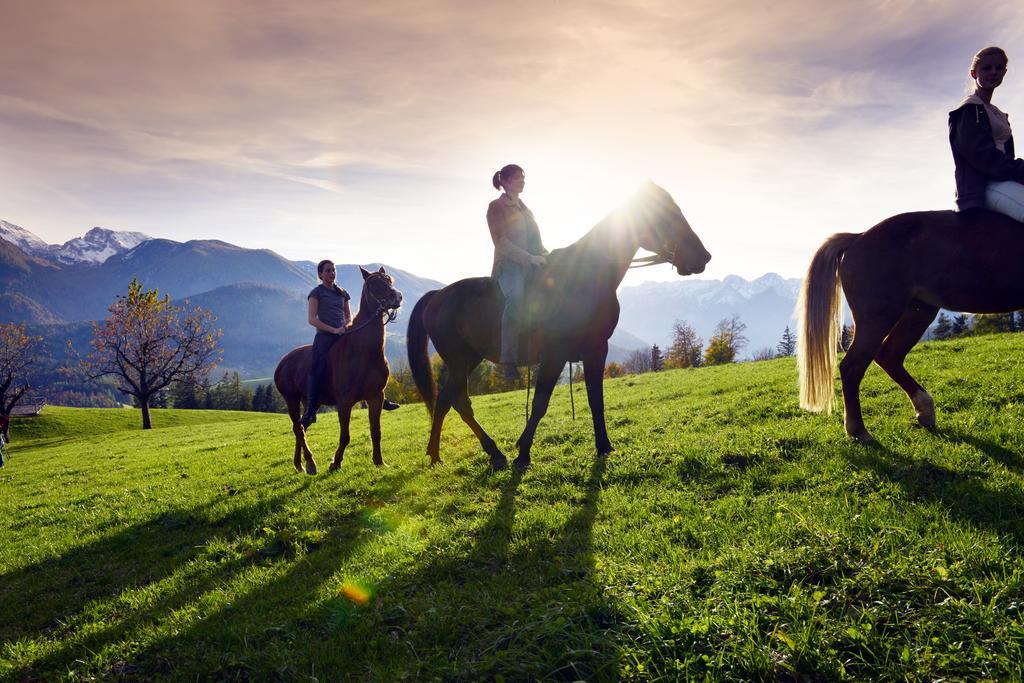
[948,100,1024,211]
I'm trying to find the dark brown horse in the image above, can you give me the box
[275,267,403,474]
[408,181,711,470]
[798,209,1024,443]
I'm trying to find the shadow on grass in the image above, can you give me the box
[88,454,623,680]
[2,464,423,679]
[938,425,1024,472]
[0,482,308,644]
[844,440,1024,544]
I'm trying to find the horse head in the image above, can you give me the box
[359,266,404,319]
[632,180,711,276]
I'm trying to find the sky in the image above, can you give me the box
[2,0,1023,287]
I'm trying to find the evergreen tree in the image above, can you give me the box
[776,326,797,357]
[253,384,267,412]
[650,345,664,371]
[839,324,854,352]
[950,313,970,337]
[932,312,952,340]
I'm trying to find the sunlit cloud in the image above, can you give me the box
[1,1,1022,283]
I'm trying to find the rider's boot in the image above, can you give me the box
[299,373,319,428]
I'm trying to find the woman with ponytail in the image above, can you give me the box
[486,164,548,380]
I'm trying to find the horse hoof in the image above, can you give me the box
[373,459,385,468]
[490,456,507,471]
[916,414,937,430]
[848,431,877,445]
[512,456,531,471]
[328,461,341,472]
[294,463,303,474]
[306,463,319,475]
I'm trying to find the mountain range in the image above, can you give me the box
[0,221,810,376]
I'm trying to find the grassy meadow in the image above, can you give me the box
[3,333,1024,680]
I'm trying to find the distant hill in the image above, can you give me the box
[2,221,813,375]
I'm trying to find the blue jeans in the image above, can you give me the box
[496,266,525,365]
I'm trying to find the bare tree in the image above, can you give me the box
[82,278,222,429]
[751,346,776,361]
[704,315,748,365]
[623,348,653,375]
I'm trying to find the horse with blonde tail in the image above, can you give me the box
[798,209,1024,443]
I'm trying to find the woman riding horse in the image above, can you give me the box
[797,47,1024,443]
[949,46,1024,222]
[299,259,398,429]
[410,181,710,471]
[487,164,548,380]
[276,266,403,474]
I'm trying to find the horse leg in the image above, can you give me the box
[451,385,507,471]
[582,345,613,455]
[366,393,385,467]
[427,376,455,466]
[286,397,305,473]
[874,302,939,429]
[329,402,353,472]
[839,315,900,444]
[512,357,565,470]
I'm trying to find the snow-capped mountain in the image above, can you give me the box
[51,227,150,265]
[0,220,51,256]
[618,273,805,356]
[0,221,150,265]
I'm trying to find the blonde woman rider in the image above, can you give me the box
[949,46,1024,220]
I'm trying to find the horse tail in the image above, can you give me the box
[408,290,438,416]
[797,232,859,414]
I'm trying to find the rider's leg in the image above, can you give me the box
[497,267,525,380]
[300,333,333,427]
[986,180,1024,222]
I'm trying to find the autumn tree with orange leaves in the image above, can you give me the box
[0,323,43,429]
[83,278,222,429]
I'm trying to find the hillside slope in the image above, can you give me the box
[2,333,1024,679]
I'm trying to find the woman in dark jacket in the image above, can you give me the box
[949,46,1024,220]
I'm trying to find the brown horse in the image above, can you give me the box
[798,209,1024,443]
[274,266,403,474]
[408,181,711,470]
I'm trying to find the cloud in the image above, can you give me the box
[1,0,1023,282]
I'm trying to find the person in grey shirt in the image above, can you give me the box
[300,260,398,428]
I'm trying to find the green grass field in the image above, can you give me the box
[3,334,1024,680]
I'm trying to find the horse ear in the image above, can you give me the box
[377,266,386,274]
[360,266,371,280]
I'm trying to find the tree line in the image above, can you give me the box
[4,275,1024,429]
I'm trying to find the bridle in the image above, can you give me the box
[340,273,401,336]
